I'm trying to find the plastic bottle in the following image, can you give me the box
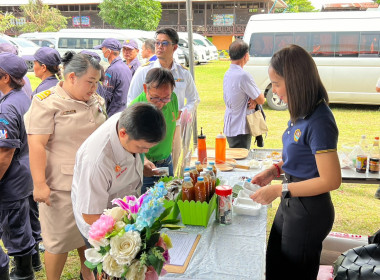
[207,166,216,195]
[369,136,380,174]
[189,166,199,183]
[202,170,212,200]
[208,161,217,176]
[195,160,203,173]
[182,177,195,201]
[194,176,207,202]
[356,135,369,173]
[197,127,207,164]
[215,132,226,164]
[215,185,233,225]
[199,171,210,201]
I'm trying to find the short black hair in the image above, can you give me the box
[229,39,249,60]
[155,28,179,45]
[145,68,175,90]
[118,102,166,143]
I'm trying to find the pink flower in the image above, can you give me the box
[112,194,146,214]
[163,250,170,264]
[88,215,115,241]
[145,266,159,280]
[155,237,167,251]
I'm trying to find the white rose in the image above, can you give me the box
[84,248,104,265]
[125,260,147,280]
[115,221,126,231]
[88,237,110,250]
[102,253,125,278]
[109,231,141,266]
[104,207,126,221]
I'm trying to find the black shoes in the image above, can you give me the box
[31,244,42,272]
[9,256,34,280]
[0,263,10,280]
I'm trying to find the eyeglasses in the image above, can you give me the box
[155,40,175,48]
[147,91,171,103]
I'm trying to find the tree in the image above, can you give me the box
[276,0,316,13]
[0,12,15,33]
[20,0,67,32]
[99,0,162,31]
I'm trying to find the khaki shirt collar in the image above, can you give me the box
[55,81,97,106]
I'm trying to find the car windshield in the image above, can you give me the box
[194,39,207,47]
[13,38,38,48]
[0,37,11,44]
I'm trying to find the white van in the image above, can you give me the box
[243,11,380,110]
[19,32,58,48]
[192,33,218,60]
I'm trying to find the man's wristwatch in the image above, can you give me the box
[282,183,290,197]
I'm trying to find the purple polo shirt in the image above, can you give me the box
[32,75,59,96]
[0,89,33,203]
[127,57,141,77]
[98,57,132,117]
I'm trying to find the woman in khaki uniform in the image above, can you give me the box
[24,52,107,280]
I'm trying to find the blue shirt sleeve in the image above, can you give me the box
[0,105,21,149]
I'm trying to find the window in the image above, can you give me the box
[310,32,335,57]
[294,33,311,52]
[249,33,274,57]
[274,33,293,52]
[335,32,359,57]
[359,33,380,57]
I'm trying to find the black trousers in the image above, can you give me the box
[266,180,334,280]
[227,134,252,149]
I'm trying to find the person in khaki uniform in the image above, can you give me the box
[24,52,107,280]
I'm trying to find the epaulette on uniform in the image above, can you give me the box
[179,63,188,70]
[35,90,52,101]
[141,61,153,67]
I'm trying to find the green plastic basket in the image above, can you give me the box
[177,194,216,227]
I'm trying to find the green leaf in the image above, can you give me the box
[216,177,221,186]
[84,260,97,270]
[162,224,185,230]
[160,219,180,224]
[99,245,110,255]
[158,206,173,221]
[146,232,160,248]
[96,263,103,275]
[145,226,151,241]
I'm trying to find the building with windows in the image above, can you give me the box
[0,0,286,49]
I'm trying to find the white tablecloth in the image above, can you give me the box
[161,206,267,280]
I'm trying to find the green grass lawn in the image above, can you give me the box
[3,62,380,279]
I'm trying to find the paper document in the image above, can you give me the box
[166,232,199,266]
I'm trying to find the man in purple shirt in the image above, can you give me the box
[122,39,141,76]
[95,38,132,117]
[223,39,265,149]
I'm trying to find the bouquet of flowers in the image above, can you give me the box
[84,182,181,280]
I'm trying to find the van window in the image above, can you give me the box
[249,33,274,57]
[274,33,292,52]
[359,33,380,57]
[336,32,359,57]
[311,32,335,57]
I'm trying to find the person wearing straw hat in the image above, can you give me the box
[122,38,141,76]
[0,53,36,280]
[23,47,61,97]
[94,38,132,117]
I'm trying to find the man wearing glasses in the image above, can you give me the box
[94,38,132,117]
[127,28,200,176]
[129,68,178,193]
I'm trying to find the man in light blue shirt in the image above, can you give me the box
[223,39,265,149]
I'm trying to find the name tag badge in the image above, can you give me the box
[61,110,76,115]
[175,78,184,83]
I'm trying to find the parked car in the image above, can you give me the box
[192,33,218,60]
[19,32,57,48]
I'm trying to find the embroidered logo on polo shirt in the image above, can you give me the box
[0,129,8,139]
[294,129,301,142]
[116,167,128,178]
[0,119,9,125]
[36,90,52,101]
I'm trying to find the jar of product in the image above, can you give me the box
[194,176,207,202]
[182,177,195,201]
[356,155,367,173]
[215,185,232,225]
[369,157,379,174]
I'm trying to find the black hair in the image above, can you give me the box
[61,51,101,78]
[0,68,25,89]
[155,28,179,45]
[229,39,249,60]
[145,68,175,90]
[118,102,166,143]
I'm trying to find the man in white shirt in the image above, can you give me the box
[127,28,200,174]
[71,103,166,241]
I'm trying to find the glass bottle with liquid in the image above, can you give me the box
[369,136,380,174]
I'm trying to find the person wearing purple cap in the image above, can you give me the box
[122,38,141,76]
[0,53,37,280]
[23,47,61,97]
[94,38,132,117]
[0,43,33,99]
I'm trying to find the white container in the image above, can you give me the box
[233,191,261,216]
[242,182,260,196]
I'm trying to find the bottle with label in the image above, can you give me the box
[189,166,199,183]
[215,185,233,225]
[197,127,207,164]
[356,135,369,173]
[194,176,207,202]
[182,177,195,201]
[369,136,380,174]
[215,132,226,164]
